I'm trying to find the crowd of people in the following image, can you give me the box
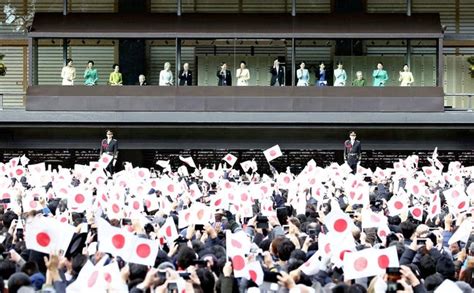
[0,144,472,293]
[60,58,415,87]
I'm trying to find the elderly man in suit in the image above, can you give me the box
[100,130,119,176]
[178,63,192,86]
[344,131,362,174]
[270,59,285,86]
[217,62,232,86]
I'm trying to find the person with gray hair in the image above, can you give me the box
[352,71,366,87]
[159,62,173,86]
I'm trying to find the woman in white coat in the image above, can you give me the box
[296,62,309,86]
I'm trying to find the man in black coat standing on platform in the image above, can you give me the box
[100,130,119,176]
[178,63,193,86]
[217,62,232,86]
[344,131,361,174]
[270,58,285,86]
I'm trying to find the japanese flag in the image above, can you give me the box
[263,145,282,162]
[222,153,238,167]
[102,261,122,291]
[187,183,203,201]
[240,160,253,173]
[128,237,159,266]
[191,202,212,225]
[387,194,408,216]
[159,216,179,247]
[343,246,399,281]
[179,155,196,168]
[28,162,46,175]
[178,208,192,229]
[428,191,441,219]
[448,219,472,245]
[97,218,133,259]
[66,260,107,292]
[22,195,40,213]
[300,250,323,276]
[410,205,424,221]
[246,261,264,285]
[98,153,114,170]
[434,280,463,293]
[25,216,75,255]
[362,210,387,229]
[226,230,251,278]
[467,183,474,199]
[377,224,391,242]
[202,168,219,183]
[324,208,354,237]
[68,188,92,212]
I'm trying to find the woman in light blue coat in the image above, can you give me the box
[297,62,309,86]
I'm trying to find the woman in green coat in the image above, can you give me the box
[372,62,389,87]
[84,60,98,86]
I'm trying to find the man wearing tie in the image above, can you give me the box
[270,59,285,86]
[100,130,119,176]
[178,63,192,86]
[344,131,361,174]
[217,62,232,86]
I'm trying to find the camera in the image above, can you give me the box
[386,267,402,293]
[308,228,317,240]
[416,238,427,246]
[256,215,269,229]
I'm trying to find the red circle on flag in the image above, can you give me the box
[104,272,112,283]
[231,239,242,249]
[226,155,233,161]
[36,232,51,247]
[455,176,461,182]
[145,200,151,209]
[208,172,215,179]
[458,201,466,210]
[333,219,348,232]
[431,205,438,214]
[379,230,387,237]
[426,169,432,175]
[309,178,316,185]
[133,201,140,210]
[136,243,151,258]
[394,201,403,209]
[412,208,422,218]
[112,234,125,249]
[60,217,67,223]
[29,201,37,209]
[166,226,173,237]
[214,199,222,207]
[232,255,245,271]
[112,204,120,214]
[339,250,351,261]
[261,186,268,194]
[138,170,145,177]
[185,212,191,222]
[241,193,248,201]
[88,271,99,288]
[225,182,232,189]
[349,191,356,199]
[377,254,390,269]
[2,193,10,199]
[324,243,331,254]
[102,157,109,163]
[413,185,419,194]
[249,270,257,282]
[167,184,174,193]
[269,150,277,157]
[15,168,23,176]
[283,176,290,184]
[353,257,368,271]
[75,194,85,204]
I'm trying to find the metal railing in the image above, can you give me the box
[444,93,474,112]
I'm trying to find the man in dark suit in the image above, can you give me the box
[178,63,192,86]
[344,131,361,174]
[100,130,119,176]
[217,62,232,86]
[270,59,285,86]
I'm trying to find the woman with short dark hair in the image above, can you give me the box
[84,60,98,86]
[61,58,76,86]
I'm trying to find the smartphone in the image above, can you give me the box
[263,271,282,283]
[195,224,204,231]
[466,213,472,218]
[386,267,403,293]
[417,238,427,246]
[192,259,208,267]
[283,225,289,234]
[167,282,178,291]
[121,218,132,226]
